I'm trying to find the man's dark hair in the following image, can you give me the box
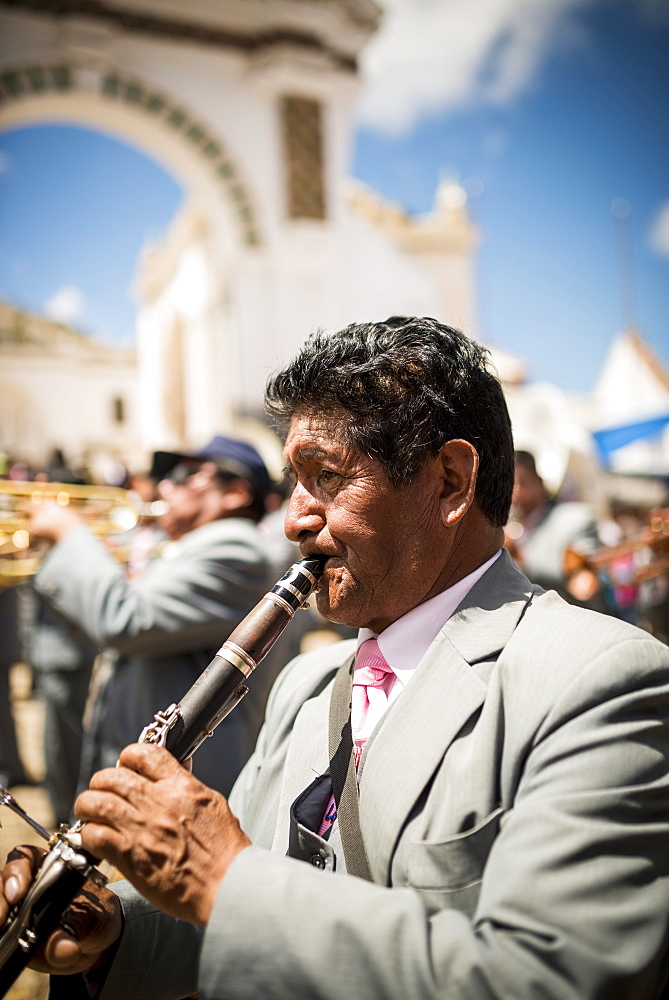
[265,316,514,527]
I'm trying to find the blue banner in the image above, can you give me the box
[593,413,669,465]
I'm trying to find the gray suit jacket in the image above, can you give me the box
[82,551,669,1000]
[34,518,291,796]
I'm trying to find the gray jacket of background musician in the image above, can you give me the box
[514,498,608,611]
[62,550,669,1000]
[34,517,293,796]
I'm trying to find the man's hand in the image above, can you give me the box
[76,744,251,927]
[0,845,122,975]
[26,501,83,544]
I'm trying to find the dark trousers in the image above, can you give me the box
[0,587,29,785]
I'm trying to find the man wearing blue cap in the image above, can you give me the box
[26,435,287,801]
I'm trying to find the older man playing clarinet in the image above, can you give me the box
[3,315,669,1000]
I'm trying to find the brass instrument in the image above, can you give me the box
[564,508,669,589]
[0,481,167,588]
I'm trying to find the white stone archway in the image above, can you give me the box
[0,1,483,472]
[0,53,266,453]
[0,64,259,248]
[0,1,382,459]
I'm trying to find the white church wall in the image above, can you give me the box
[335,211,442,328]
[1,346,140,474]
[594,331,669,425]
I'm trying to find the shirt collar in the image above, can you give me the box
[357,549,501,687]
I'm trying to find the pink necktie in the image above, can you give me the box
[351,637,394,747]
[318,638,393,837]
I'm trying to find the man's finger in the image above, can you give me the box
[4,844,43,870]
[79,820,131,865]
[87,764,150,800]
[2,845,43,906]
[116,742,184,780]
[42,929,85,970]
[76,788,142,832]
[61,886,122,952]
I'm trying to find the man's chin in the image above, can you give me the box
[315,592,370,631]
[315,586,357,629]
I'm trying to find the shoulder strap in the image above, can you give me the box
[328,656,374,882]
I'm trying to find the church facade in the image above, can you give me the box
[0,0,480,475]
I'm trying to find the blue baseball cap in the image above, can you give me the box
[151,435,273,498]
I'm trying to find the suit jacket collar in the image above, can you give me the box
[444,548,538,665]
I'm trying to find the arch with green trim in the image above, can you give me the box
[0,61,261,247]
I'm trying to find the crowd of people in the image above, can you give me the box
[506,449,669,639]
[0,315,668,1000]
[0,435,309,822]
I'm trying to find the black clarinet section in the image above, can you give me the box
[0,555,326,998]
[139,555,326,757]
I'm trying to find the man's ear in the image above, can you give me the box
[437,439,479,526]
[219,478,254,513]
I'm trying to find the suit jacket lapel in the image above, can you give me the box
[358,550,536,883]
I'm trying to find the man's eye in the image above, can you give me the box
[281,467,297,490]
[318,469,339,486]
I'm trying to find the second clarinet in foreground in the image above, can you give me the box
[0,554,326,998]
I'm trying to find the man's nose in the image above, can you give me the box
[284,483,325,542]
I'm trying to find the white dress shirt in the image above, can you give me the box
[356,550,501,728]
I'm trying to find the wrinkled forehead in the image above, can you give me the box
[283,412,360,466]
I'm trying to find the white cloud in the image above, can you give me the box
[45,285,85,324]
[356,0,596,134]
[650,201,669,258]
[0,151,10,175]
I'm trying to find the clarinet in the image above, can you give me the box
[0,555,325,998]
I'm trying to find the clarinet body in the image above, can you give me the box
[0,555,325,998]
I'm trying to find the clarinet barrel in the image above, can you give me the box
[143,555,326,761]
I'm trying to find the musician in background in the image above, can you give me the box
[506,449,611,614]
[4,318,669,1000]
[24,435,288,798]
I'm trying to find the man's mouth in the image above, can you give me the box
[303,547,338,564]
[317,554,346,570]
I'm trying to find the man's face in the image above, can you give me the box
[283,414,450,632]
[157,461,218,540]
[511,462,545,519]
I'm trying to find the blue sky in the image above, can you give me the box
[0,126,182,347]
[0,0,668,396]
